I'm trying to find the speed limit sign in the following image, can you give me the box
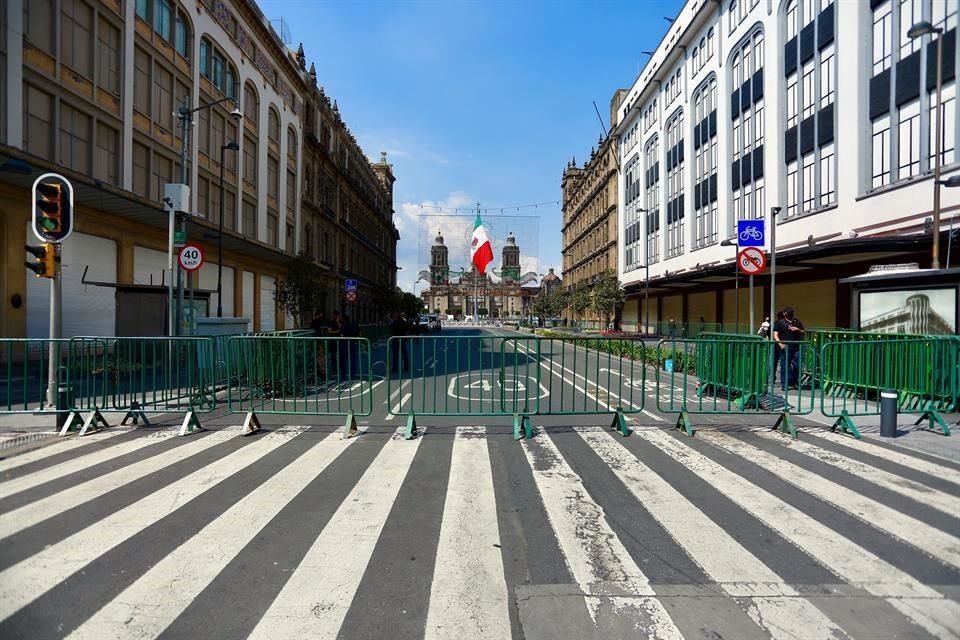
[178,243,204,271]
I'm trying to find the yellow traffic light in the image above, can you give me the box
[25,244,56,278]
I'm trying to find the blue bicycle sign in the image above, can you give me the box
[736,220,765,247]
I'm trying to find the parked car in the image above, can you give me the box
[416,315,431,335]
[426,314,442,332]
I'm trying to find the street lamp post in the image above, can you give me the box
[938,175,960,267]
[217,141,240,317]
[720,238,738,331]
[909,21,945,269]
[173,95,242,332]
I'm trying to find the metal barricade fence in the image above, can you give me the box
[656,337,816,437]
[0,339,70,413]
[226,336,373,435]
[820,337,958,437]
[66,336,217,436]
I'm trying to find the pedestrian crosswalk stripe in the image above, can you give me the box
[248,427,421,640]
[521,431,685,638]
[425,427,510,640]
[638,429,960,639]
[576,427,849,640]
[0,429,231,541]
[755,430,960,518]
[805,431,960,486]
[0,428,131,474]
[0,427,181,498]
[67,428,362,640]
[0,427,308,622]
[700,431,960,571]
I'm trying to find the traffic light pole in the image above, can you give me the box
[46,244,62,408]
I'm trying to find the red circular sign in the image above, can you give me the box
[737,247,767,275]
[178,243,204,271]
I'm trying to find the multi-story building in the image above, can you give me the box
[615,0,960,332]
[0,0,397,338]
[561,90,623,327]
[300,76,398,322]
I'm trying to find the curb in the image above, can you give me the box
[0,431,58,451]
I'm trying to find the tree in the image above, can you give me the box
[274,252,329,326]
[569,285,591,325]
[590,270,625,328]
[369,283,402,319]
[533,287,568,320]
[398,292,421,318]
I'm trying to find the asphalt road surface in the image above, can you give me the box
[0,327,958,639]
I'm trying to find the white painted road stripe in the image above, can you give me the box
[424,427,510,640]
[0,429,235,540]
[385,392,411,421]
[755,430,960,518]
[248,428,420,640]
[521,432,684,638]
[640,429,960,640]
[577,427,849,640]
[806,431,960,487]
[0,427,306,622]
[67,429,360,640]
[0,428,133,474]
[700,431,960,571]
[0,427,181,497]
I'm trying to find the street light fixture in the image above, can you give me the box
[217,141,240,318]
[909,21,945,269]
[939,175,960,267]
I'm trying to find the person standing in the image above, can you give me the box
[758,316,771,339]
[773,308,804,390]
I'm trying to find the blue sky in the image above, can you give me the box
[258,0,684,292]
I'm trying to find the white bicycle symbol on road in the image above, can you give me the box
[739,226,763,242]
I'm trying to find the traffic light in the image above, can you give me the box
[25,244,56,279]
[31,173,74,243]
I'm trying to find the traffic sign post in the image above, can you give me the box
[736,220,765,247]
[345,279,358,292]
[178,244,204,271]
[738,247,766,335]
[345,290,357,303]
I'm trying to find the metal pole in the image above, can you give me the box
[932,32,944,269]
[749,274,754,334]
[176,96,191,336]
[768,206,780,396]
[734,252,740,333]
[167,199,175,337]
[217,144,226,317]
[46,244,62,408]
[644,264,649,334]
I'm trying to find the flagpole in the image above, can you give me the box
[474,203,480,323]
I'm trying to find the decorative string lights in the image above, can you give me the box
[415,200,560,215]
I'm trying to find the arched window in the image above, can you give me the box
[287,125,298,163]
[665,109,685,258]
[644,136,661,265]
[783,0,836,217]
[199,36,237,99]
[243,82,259,127]
[692,76,718,248]
[730,29,765,223]
[268,107,281,144]
[174,9,191,60]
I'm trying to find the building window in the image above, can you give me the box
[267,156,279,199]
[731,30,765,224]
[152,65,174,132]
[729,0,760,35]
[97,17,121,95]
[174,12,190,59]
[23,84,54,159]
[133,141,150,197]
[133,46,150,115]
[268,108,281,143]
[243,82,259,127]
[268,212,279,247]
[243,199,256,237]
[783,0,835,217]
[693,76,718,249]
[95,122,119,186]
[645,137,661,265]
[59,103,92,174]
[869,0,958,189]
[286,170,297,217]
[153,0,172,41]
[25,0,56,55]
[665,110,685,258]
[623,155,642,271]
[243,135,257,185]
[200,37,238,99]
[61,0,94,77]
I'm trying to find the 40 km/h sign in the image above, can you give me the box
[178,243,204,271]
[737,247,767,275]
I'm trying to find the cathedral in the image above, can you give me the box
[420,231,547,319]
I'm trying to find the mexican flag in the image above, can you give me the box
[471,213,493,274]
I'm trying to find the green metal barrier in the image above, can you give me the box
[226,335,373,436]
[820,338,957,437]
[0,339,69,413]
[65,337,217,436]
[656,337,816,438]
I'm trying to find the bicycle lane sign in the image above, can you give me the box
[737,219,765,247]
